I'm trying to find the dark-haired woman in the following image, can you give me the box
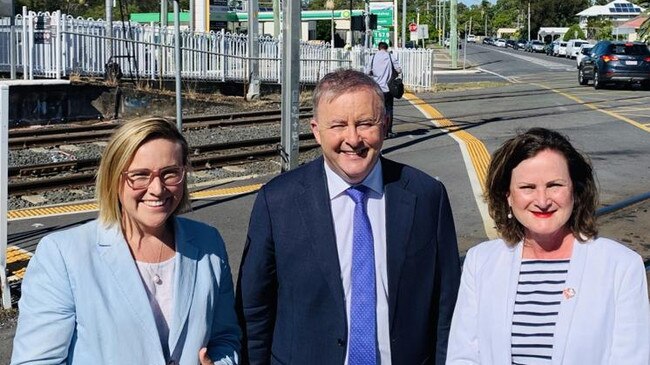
[447,128,649,364]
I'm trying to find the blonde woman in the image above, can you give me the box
[12,118,240,365]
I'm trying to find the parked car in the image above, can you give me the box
[506,39,517,49]
[467,34,476,43]
[553,41,568,57]
[494,38,507,47]
[482,37,493,45]
[566,39,589,59]
[516,39,527,49]
[576,44,595,68]
[578,41,650,89]
[530,40,545,53]
[545,42,556,56]
[443,38,462,49]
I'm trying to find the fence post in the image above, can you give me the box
[0,83,11,309]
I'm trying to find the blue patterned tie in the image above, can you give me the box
[346,186,377,365]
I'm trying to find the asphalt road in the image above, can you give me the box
[2,42,649,363]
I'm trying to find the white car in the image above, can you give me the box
[467,34,476,43]
[494,38,506,47]
[553,41,568,57]
[576,44,594,68]
[566,39,588,59]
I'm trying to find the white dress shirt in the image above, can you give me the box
[324,160,392,365]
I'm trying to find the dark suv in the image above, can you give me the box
[578,41,650,89]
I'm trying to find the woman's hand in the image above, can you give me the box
[199,347,213,365]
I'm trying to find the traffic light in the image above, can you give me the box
[351,14,377,31]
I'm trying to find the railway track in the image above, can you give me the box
[9,108,313,149]
[9,134,319,195]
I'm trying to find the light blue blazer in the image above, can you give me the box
[11,217,240,365]
[447,237,649,364]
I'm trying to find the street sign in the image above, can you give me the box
[409,23,417,32]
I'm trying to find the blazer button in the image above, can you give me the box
[337,338,345,347]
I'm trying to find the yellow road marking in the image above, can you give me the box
[533,83,650,133]
[7,183,264,220]
[403,93,496,239]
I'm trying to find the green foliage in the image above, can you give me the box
[315,19,332,42]
[563,24,586,41]
[639,17,650,42]
[13,0,190,19]
[586,17,614,40]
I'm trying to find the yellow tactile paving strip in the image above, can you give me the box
[6,246,32,282]
[403,93,491,193]
[6,183,264,220]
[403,92,496,239]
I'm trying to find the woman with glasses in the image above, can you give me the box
[12,118,240,365]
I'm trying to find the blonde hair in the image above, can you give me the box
[96,117,191,226]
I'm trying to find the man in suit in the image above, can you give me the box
[237,69,461,365]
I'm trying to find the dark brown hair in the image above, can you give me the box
[485,128,598,245]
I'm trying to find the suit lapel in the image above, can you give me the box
[552,239,588,364]
[382,160,416,328]
[499,243,523,363]
[96,223,164,356]
[299,160,346,318]
[168,218,198,355]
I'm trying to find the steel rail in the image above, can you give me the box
[9,135,318,195]
[9,108,313,149]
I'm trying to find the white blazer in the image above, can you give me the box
[11,217,240,365]
[447,237,649,364]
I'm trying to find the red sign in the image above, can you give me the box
[409,23,417,32]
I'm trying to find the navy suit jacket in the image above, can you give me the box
[237,156,461,365]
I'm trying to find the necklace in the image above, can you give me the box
[149,242,165,285]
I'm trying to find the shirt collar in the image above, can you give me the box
[324,158,383,200]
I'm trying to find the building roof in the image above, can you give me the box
[619,15,649,29]
[577,0,644,17]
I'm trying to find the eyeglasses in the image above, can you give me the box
[122,166,185,190]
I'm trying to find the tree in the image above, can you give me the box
[563,24,586,40]
[586,17,614,40]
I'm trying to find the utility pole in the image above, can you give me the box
[273,0,280,36]
[281,0,300,171]
[247,0,260,100]
[106,0,113,62]
[173,0,182,130]
[363,0,372,48]
[450,0,457,68]
[393,0,398,47]
[401,0,406,47]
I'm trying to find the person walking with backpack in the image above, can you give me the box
[366,42,402,138]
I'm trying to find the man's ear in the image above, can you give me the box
[310,119,322,145]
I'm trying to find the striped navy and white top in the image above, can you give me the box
[511,259,570,365]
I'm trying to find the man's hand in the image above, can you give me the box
[199,347,213,365]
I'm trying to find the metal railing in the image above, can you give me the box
[0,10,435,90]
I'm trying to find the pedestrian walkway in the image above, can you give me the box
[432,46,479,74]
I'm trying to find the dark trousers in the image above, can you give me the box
[383,92,394,135]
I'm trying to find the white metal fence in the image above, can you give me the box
[0,10,435,90]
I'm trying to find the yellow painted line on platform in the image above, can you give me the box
[403,93,496,239]
[6,246,32,282]
[534,83,650,133]
[190,183,263,199]
[7,183,264,221]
